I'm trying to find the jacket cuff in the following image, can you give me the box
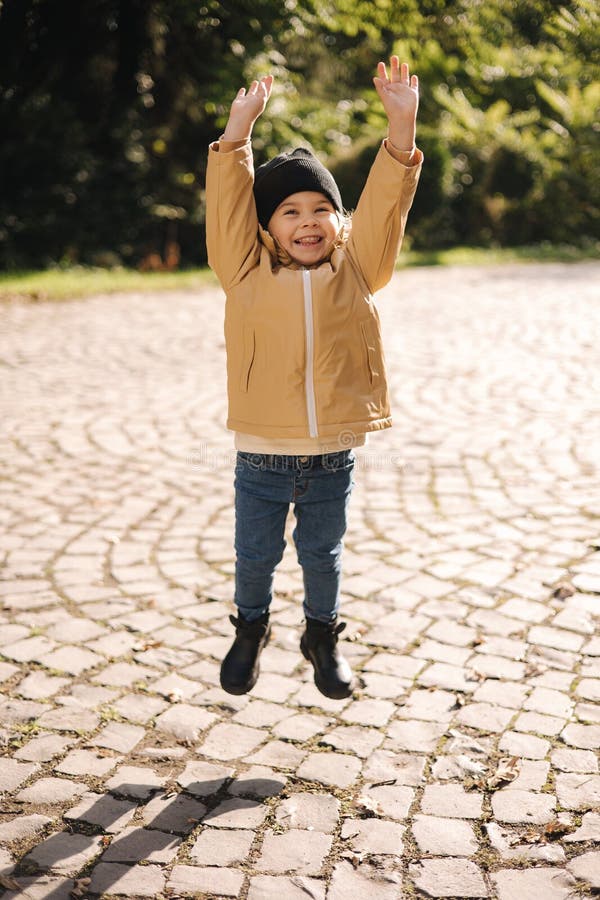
[383,139,424,168]
[209,137,251,153]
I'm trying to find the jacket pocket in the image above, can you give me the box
[239,326,256,393]
[360,320,380,386]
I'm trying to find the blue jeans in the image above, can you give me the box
[234,450,355,624]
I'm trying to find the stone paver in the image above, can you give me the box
[412,815,478,856]
[328,860,402,899]
[0,758,38,792]
[564,811,600,843]
[141,790,207,833]
[202,797,268,829]
[0,875,76,899]
[491,867,578,899]
[64,791,138,833]
[256,828,333,874]
[101,826,181,863]
[491,789,556,824]
[190,827,254,865]
[567,850,600,888]
[24,832,104,875]
[15,777,87,805]
[296,750,362,788]
[88,862,166,897]
[555,772,600,810]
[1,263,598,897]
[421,784,483,819]
[275,792,340,831]
[104,764,165,800]
[409,858,488,897]
[167,864,244,897]
[0,814,53,844]
[341,818,404,855]
[247,875,326,900]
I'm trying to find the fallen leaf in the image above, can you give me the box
[0,876,22,891]
[355,795,383,817]
[544,819,576,840]
[465,668,486,682]
[552,581,575,600]
[464,776,486,791]
[447,730,488,755]
[521,826,542,843]
[341,850,366,868]
[167,690,184,703]
[456,754,487,776]
[524,662,547,677]
[486,756,520,790]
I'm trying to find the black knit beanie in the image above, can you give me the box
[253,148,343,230]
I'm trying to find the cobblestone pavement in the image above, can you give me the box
[1,261,599,900]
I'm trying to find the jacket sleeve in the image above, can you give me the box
[205,138,261,290]
[346,140,423,294]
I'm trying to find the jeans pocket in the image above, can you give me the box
[236,451,265,472]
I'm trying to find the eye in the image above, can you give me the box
[283,209,297,215]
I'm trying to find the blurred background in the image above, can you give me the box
[0,0,598,272]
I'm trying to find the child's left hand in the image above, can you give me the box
[373,56,419,151]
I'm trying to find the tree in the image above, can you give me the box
[0,0,596,268]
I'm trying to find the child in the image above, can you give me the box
[206,56,422,699]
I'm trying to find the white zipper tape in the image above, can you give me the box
[302,269,319,438]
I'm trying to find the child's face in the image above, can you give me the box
[267,191,339,265]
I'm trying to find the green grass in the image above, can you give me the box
[1,243,597,301]
[398,241,600,268]
[0,266,218,301]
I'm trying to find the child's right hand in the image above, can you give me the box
[222,75,274,141]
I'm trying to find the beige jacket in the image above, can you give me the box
[206,137,422,444]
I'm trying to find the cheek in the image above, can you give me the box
[268,220,287,243]
[326,218,340,241]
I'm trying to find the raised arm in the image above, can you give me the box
[205,76,273,289]
[347,57,423,293]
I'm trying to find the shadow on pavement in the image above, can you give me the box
[2,773,283,898]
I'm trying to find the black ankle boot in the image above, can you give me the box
[220,612,271,695]
[300,617,354,700]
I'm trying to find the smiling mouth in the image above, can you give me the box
[294,236,322,246]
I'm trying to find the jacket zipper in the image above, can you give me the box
[302,269,318,438]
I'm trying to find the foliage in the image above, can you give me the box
[0,0,598,268]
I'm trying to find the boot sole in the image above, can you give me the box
[220,625,271,695]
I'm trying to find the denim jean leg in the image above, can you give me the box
[292,457,354,623]
[234,458,291,622]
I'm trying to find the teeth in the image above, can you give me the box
[296,237,321,245]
